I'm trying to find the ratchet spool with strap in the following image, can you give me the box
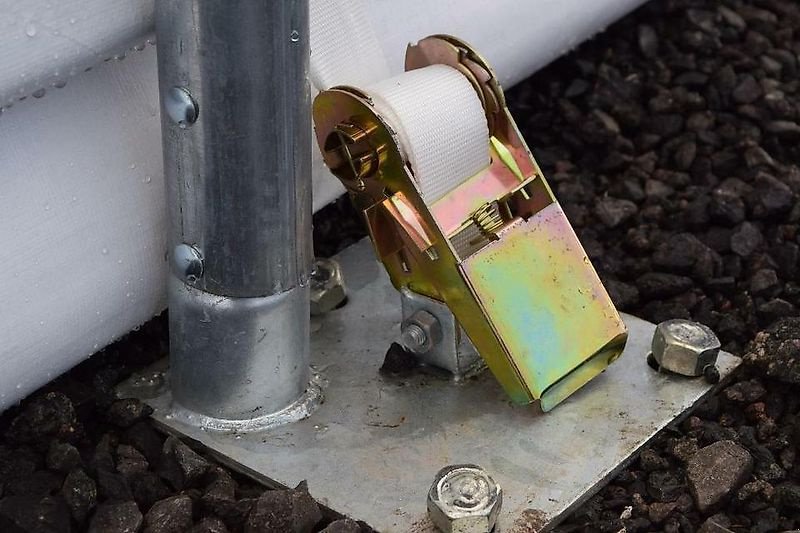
[313,35,627,411]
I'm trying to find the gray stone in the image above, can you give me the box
[595,197,638,228]
[730,222,763,258]
[61,469,97,523]
[697,513,734,533]
[143,495,194,533]
[744,318,800,384]
[687,440,753,513]
[46,441,82,473]
[244,489,322,533]
[88,501,143,533]
[189,517,230,533]
[157,437,210,490]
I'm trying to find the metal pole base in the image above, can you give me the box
[121,239,740,531]
[164,277,323,430]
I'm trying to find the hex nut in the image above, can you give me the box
[401,310,442,354]
[651,319,721,377]
[310,258,346,316]
[427,464,502,533]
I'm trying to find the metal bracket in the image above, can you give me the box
[400,287,484,378]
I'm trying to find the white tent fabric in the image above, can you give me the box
[0,0,646,411]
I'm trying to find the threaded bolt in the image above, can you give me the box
[400,324,428,353]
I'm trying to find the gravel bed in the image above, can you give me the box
[2,0,800,531]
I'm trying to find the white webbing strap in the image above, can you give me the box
[309,1,490,204]
[367,65,490,204]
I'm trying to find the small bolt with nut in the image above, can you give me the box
[310,258,347,316]
[649,319,721,383]
[400,310,442,354]
[427,464,502,533]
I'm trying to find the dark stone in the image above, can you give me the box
[674,141,697,170]
[46,441,82,474]
[244,489,323,533]
[6,392,79,445]
[753,173,794,218]
[652,233,715,274]
[750,269,779,295]
[123,422,164,466]
[697,513,734,533]
[757,299,797,323]
[217,497,256,531]
[157,437,210,490]
[6,470,62,497]
[744,318,800,383]
[88,501,143,533]
[724,379,766,402]
[667,438,699,463]
[61,468,97,523]
[641,300,692,323]
[732,75,763,104]
[744,145,778,169]
[143,494,194,533]
[772,242,799,280]
[637,25,659,58]
[644,179,673,200]
[765,120,800,138]
[128,472,171,513]
[564,79,591,99]
[321,518,362,533]
[604,279,640,310]
[107,399,154,429]
[595,197,638,228]
[639,449,670,472]
[90,434,116,476]
[201,467,236,517]
[736,480,774,512]
[730,222,763,257]
[774,482,800,512]
[97,469,133,502]
[115,444,149,479]
[0,495,71,533]
[189,517,230,533]
[0,446,39,485]
[644,114,684,138]
[646,471,683,502]
[647,501,677,524]
[709,189,746,225]
[635,272,693,299]
[686,440,753,513]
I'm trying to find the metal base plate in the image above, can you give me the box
[125,239,739,532]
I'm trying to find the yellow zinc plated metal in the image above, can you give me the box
[312,35,627,409]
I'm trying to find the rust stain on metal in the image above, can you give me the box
[509,509,549,533]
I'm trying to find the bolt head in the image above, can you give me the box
[651,319,720,377]
[401,310,442,354]
[165,86,198,128]
[310,258,346,315]
[173,244,203,284]
[427,464,502,533]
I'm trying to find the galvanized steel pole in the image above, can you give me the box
[155,0,313,423]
